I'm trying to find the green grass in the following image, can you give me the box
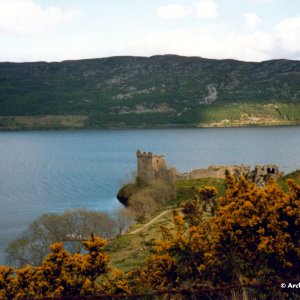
[106,234,150,272]
[106,209,175,272]
[107,178,226,272]
[176,178,226,203]
[107,171,300,273]
[189,103,300,126]
[277,170,300,192]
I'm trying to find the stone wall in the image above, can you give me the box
[136,150,282,184]
[175,165,250,181]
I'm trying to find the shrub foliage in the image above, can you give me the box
[1,174,300,299]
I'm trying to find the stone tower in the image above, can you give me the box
[136,150,167,184]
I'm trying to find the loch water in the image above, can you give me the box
[0,126,300,261]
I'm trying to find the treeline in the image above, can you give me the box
[4,209,134,268]
[5,177,176,268]
[1,174,300,299]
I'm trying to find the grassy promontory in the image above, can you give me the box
[110,177,226,272]
[110,170,300,273]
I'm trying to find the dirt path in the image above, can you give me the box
[129,208,181,235]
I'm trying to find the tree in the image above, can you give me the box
[126,177,176,219]
[5,209,117,268]
[113,207,137,235]
[129,189,158,219]
[150,178,177,205]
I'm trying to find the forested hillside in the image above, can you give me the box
[1,55,300,129]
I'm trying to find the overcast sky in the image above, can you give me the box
[0,0,300,62]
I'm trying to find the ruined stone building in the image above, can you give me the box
[249,164,282,187]
[176,165,250,181]
[136,150,168,184]
[136,150,283,185]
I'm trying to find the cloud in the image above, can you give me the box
[273,14,300,55]
[0,0,80,36]
[157,4,191,20]
[132,8,300,62]
[131,26,215,57]
[193,0,219,19]
[130,27,272,62]
[250,0,275,3]
[157,1,219,21]
[131,13,300,62]
[244,12,261,30]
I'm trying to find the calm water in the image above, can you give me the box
[0,127,300,261]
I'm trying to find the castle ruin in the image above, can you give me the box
[136,150,169,184]
[250,164,282,187]
[136,149,283,185]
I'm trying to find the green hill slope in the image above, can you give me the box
[1,55,300,130]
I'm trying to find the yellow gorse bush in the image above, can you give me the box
[136,174,300,298]
[1,174,300,299]
[0,236,111,298]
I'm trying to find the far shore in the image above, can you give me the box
[1,115,300,131]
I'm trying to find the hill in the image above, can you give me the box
[1,55,300,130]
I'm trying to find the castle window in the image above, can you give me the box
[267,167,275,174]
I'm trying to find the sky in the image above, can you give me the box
[0,0,300,62]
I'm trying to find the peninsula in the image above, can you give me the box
[1,55,300,130]
[117,150,284,206]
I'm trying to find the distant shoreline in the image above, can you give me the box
[1,115,300,131]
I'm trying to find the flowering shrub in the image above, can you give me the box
[1,175,300,299]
